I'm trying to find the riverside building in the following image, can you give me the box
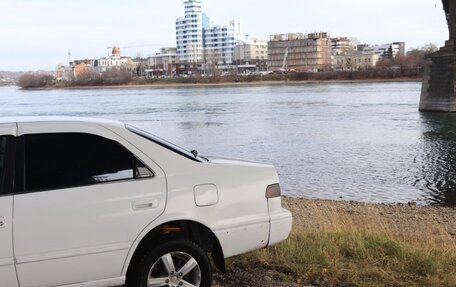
[268,32,332,72]
[145,47,178,77]
[234,38,268,71]
[359,42,405,58]
[332,52,379,71]
[330,37,354,55]
[95,46,134,72]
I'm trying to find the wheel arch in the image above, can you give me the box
[124,220,225,284]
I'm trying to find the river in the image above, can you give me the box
[1,82,455,206]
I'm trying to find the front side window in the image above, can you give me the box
[24,133,152,192]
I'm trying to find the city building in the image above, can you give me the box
[333,52,379,71]
[95,46,134,72]
[69,46,136,77]
[360,42,405,58]
[145,47,179,77]
[331,37,354,55]
[268,32,332,72]
[175,0,204,64]
[234,37,268,71]
[203,22,237,66]
[69,59,96,77]
[176,0,244,71]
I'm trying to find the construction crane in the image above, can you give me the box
[281,47,289,72]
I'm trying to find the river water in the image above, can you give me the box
[1,82,456,206]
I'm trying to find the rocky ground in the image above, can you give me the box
[211,197,456,287]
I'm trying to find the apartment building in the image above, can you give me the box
[331,37,354,55]
[268,32,332,72]
[360,42,405,58]
[203,23,236,65]
[146,47,178,76]
[333,52,379,71]
[175,0,204,63]
[234,38,268,70]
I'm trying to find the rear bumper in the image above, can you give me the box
[268,208,292,246]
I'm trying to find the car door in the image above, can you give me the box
[0,123,18,287]
[13,122,167,287]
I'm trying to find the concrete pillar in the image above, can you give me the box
[419,0,456,112]
[449,0,456,41]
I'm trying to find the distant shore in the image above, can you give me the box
[16,69,423,90]
[37,77,421,91]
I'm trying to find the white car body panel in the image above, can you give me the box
[0,117,292,287]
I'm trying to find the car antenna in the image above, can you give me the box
[191,150,198,158]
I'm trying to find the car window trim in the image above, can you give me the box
[126,125,203,163]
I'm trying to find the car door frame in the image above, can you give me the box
[0,123,19,287]
[12,121,168,287]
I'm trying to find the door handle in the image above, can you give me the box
[132,199,159,210]
[0,217,6,228]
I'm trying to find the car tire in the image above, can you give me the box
[130,240,212,287]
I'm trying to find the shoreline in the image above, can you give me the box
[29,77,421,91]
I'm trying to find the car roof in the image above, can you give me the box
[0,116,125,128]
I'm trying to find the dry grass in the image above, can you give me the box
[232,198,456,286]
[237,231,456,286]
[283,198,456,248]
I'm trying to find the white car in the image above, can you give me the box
[0,117,292,287]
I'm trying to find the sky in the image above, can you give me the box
[0,0,449,71]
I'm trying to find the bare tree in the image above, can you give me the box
[17,72,53,88]
[101,69,132,85]
[73,70,103,86]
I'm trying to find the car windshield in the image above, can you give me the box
[126,124,205,163]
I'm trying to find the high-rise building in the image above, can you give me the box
[175,0,204,63]
[203,20,244,66]
[176,0,243,68]
[203,22,236,65]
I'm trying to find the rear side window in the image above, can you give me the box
[24,133,153,192]
[0,136,7,195]
[0,136,13,195]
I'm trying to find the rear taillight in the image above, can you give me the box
[266,183,281,198]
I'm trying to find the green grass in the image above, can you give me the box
[235,231,456,286]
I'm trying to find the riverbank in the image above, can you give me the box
[213,197,456,286]
[38,77,421,91]
[17,68,422,89]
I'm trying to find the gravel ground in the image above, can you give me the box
[211,197,456,287]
